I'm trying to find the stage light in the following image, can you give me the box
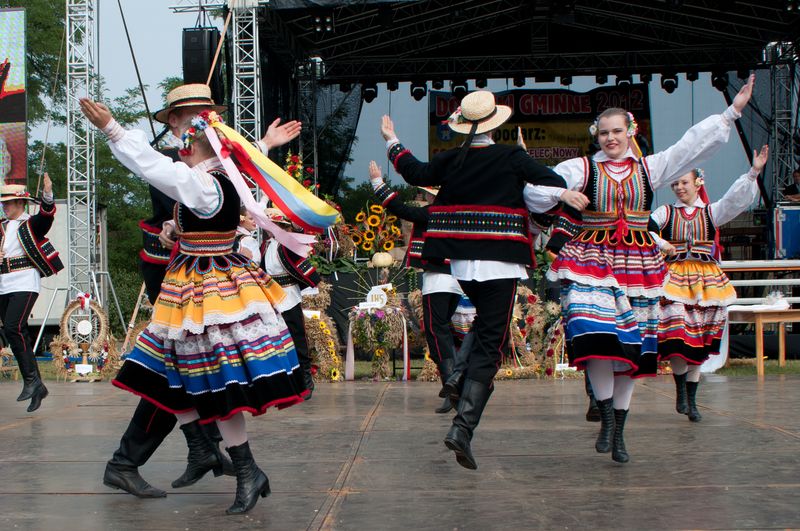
[410,82,427,101]
[431,79,444,90]
[661,73,678,94]
[711,71,729,92]
[313,14,334,32]
[386,80,399,92]
[639,73,652,83]
[596,74,608,85]
[513,76,526,87]
[451,79,468,99]
[536,74,555,83]
[686,71,699,82]
[362,83,378,103]
[560,75,572,86]
[616,74,632,86]
[475,78,488,89]
[786,0,797,12]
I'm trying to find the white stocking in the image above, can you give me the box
[175,410,200,426]
[670,357,689,376]
[216,412,248,448]
[686,363,702,383]
[612,375,636,410]
[586,359,615,401]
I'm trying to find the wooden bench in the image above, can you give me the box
[727,309,800,377]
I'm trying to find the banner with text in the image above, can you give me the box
[428,85,652,166]
[0,8,27,185]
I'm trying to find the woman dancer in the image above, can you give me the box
[525,75,755,463]
[653,145,767,421]
[80,98,306,514]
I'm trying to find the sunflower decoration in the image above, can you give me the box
[301,283,343,383]
[344,201,404,258]
[284,149,318,193]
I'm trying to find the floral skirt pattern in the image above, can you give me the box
[113,253,307,422]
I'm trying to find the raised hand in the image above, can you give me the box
[560,189,590,211]
[42,172,52,195]
[262,118,302,150]
[369,160,384,190]
[732,74,755,114]
[752,144,768,174]
[381,115,396,141]
[79,98,112,129]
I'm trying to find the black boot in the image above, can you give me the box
[673,372,688,415]
[26,379,48,412]
[104,421,170,498]
[443,378,493,470]
[585,374,600,422]
[595,398,614,453]
[14,351,38,402]
[439,331,473,404]
[435,358,455,414]
[686,381,702,422]
[612,408,629,463]
[171,420,233,488]
[225,441,271,515]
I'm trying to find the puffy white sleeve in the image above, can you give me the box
[524,157,588,212]
[643,105,741,190]
[239,235,262,264]
[650,204,669,230]
[709,168,760,226]
[102,119,221,214]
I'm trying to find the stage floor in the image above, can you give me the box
[1,375,799,530]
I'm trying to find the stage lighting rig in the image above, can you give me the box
[410,82,427,101]
[512,76,526,87]
[387,80,399,92]
[686,71,698,82]
[451,79,468,99]
[362,83,378,103]
[639,73,652,83]
[431,79,444,90]
[596,74,608,85]
[475,78,488,89]
[661,73,678,94]
[615,74,632,86]
[313,14,333,32]
[560,75,572,86]
[711,71,729,92]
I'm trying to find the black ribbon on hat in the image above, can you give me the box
[453,107,497,170]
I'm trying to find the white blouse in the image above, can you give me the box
[523,105,743,212]
[262,238,302,313]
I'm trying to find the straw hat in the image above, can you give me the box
[265,207,291,225]
[0,184,37,203]
[447,90,513,135]
[417,186,439,197]
[153,83,227,124]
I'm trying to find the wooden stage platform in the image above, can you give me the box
[1,375,799,530]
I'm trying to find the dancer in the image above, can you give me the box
[103,84,301,499]
[235,207,261,264]
[524,74,755,463]
[259,207,320,399]
[0,174,62,412]
[369,161,465,414]
[652,145,768,422]
[80,96,306,515]
[380,90,568,469]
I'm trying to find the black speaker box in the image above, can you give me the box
[182,27,225,106]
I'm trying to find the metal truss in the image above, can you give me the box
[769,43,798,204]
[66,0,97,298]
[231,6,262,142]
[296,57,322,188]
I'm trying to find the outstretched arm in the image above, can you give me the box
[258,118,302,153]
[709,144,767,226]
[370,161,430,224]
[382,115,444,186]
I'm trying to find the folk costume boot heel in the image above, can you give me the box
[594,398,614,453]
[435,358,456,414]
[673,372,688,415]
[26,379,48,412]
[225,441,271,515]
[103,423,168,498]
[443,378,493,470]
[585,373,600,422]
[172,420,232,488]
[612,408,630,463]
[686,381,702,422]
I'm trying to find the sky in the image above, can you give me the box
[30,0,758,207]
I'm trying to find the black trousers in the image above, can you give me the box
[421,292,462,365]
[457,279,518,385]
[0,291,39,375]
[139,258,168,305]
[281,302,311,369]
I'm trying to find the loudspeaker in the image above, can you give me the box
[182,27,225,106]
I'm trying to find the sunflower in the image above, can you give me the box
[505,368,514,377]
[370,204,384,214]
[379,230,389,240]
[366,214,381,227]
[362,241,373,252]
[327,339,335,347]
[391,225,401,236]
[386,215,397,223]
[375,347,385,358]
[323,329,331,335]
[352,233,363,245]
[330,368,340,380]
[363,230,375,241]
[355,211,366,222]
[383,241,394,251]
